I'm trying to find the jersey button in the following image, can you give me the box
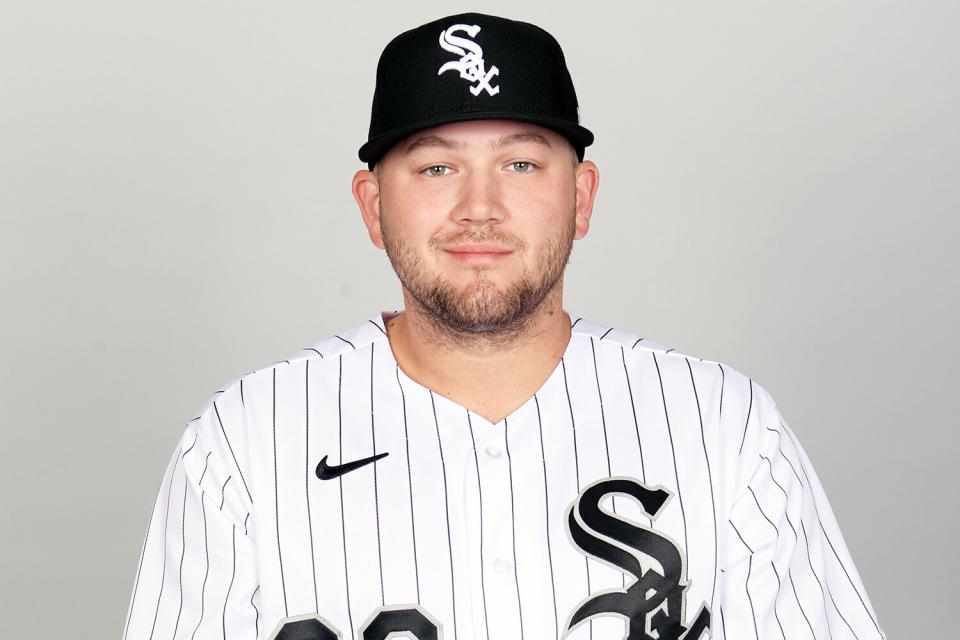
[484,444,503,458]
[493,557,512,574]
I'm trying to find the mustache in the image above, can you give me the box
[429,229,526,251]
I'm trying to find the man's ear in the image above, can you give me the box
[573,160,600,240]
[352,168,384,249]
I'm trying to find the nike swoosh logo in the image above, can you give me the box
[316,452,389,480]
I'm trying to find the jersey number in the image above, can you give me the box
[270,605,440,640]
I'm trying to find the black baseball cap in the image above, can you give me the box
[358,13,594,169]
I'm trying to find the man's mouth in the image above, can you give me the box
[443,243,514,263]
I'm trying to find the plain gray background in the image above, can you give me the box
[1,1,956,636]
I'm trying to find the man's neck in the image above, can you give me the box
[383,287,572,424]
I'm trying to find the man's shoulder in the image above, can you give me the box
[571,315,782,443]
[188,313,390,421]
[284,312,390,365]
[570,313,760,394]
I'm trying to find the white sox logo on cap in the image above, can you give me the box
[437,23,500,96]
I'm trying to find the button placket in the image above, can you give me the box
[460,418,512,639]
[473,421,523,636]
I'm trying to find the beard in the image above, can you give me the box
[379,203,576,337]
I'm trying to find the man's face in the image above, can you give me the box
[360,119,596,334]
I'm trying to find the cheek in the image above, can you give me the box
[505,178,576,226]
[381,189,433,235]
[381,212,448,265]
[390,185,453,230]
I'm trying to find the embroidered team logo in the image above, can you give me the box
[437,23,500,97]
[564,477,711,640]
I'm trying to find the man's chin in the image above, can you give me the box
[434,311,525,334]
[426,287,546,334]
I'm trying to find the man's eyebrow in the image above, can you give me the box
[493,131,552,149]
[402,136,464,156]
[401,131,553,156]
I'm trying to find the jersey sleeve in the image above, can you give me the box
[123,390,262,640]
[718,385,886,639]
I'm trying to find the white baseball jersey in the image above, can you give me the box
[124,312,885,639]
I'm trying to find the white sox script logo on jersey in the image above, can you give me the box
[565,478,711,640]
[437,24,500,96]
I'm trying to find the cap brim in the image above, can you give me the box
[358,110,594,166]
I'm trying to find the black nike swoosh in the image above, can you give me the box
[316,452,389,480]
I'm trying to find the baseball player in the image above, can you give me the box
[124,12,886,640]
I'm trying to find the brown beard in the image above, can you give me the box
[379,202,576,339]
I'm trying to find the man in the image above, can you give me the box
[124,12,885,640]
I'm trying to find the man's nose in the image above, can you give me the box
[453,168,504,226]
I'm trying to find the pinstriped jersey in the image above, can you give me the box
[123,312,886,639]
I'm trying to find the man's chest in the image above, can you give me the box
[241,359,727,639]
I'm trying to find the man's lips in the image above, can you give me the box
[445,243,513,254]
[442,243,514,262]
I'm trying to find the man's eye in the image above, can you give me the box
[422,165,451,177]
[510,161,536,173]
